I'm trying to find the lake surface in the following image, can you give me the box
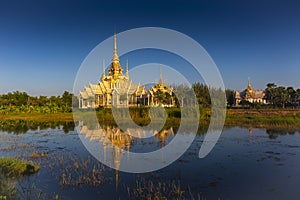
[0,121,300,199]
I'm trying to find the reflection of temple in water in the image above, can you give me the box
[154,128,174,147]
[249,127,253,137]
[77,122,174,189]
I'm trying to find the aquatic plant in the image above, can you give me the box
[0,157,39,178]
[126,178,209,200]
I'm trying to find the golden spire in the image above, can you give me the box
[109,29,123,78]
[114,31,117,53]
[159,65,163,85]
[126,58,129,79]
[247,77,251,90]
[112,31,119,62]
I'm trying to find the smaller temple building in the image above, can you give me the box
[235,79,266,105]
[148,70,175,107]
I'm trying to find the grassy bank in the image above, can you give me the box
[1,108,300,129]
[0,112,73,121]
[225,108,300,128]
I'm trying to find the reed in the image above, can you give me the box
[126,178,209,200]
[0,157,39,178]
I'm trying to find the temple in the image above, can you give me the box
[78,32,175,108]
[235,79,266,105]
[147,66,175,107]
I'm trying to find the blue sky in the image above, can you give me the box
[0,0,300,96]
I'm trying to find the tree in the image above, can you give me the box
[38,96,49,106]
[239,99,251,107]
[226,89,235,106]
[275,86,289,108]
[62,91,72,107]
[172,84,193,107]
[287,86,296,106]
[192,83,210,106]
[0,91,76,113]
[297,89,300,98]
[265,83,277,106]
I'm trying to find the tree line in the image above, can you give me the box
[0,82,300,114]
[0,91,78,114]
[166,82,300,108]
[226,83,300,108]
[264,83,300,108]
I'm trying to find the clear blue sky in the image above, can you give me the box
[0,0,300,96]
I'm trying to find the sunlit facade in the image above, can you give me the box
[78,32,175,108]
[235,79,266,105]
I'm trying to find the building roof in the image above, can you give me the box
[235,79,265,100]
[78,32,165,100]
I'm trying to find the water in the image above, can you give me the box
[0,122,300,199]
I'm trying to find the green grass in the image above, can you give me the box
[1,107,300,129]
[0,157,39,178]
[225,111,300,129]
[0,112,73,121]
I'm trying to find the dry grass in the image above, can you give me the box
[126,178,209,200]
[27,152,48,160]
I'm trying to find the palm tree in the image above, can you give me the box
[265,83,277,106]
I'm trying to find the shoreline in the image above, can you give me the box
[1,108,300,130]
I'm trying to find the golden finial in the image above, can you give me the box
[114,31,117,54]
[247,77,251,89]
[112,30,119,62]
[126,58,129,78]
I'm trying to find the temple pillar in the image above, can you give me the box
[151,95,154,106]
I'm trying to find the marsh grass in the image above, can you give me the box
[0,175,17,200]
[126,178,210,200]
[27,152,48,160]
[0,158,41,199]
[0,157,39,178]
[47,154,106,187]
[225,114,300,129]
[2,108,300,129]
[1,143,34,152]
